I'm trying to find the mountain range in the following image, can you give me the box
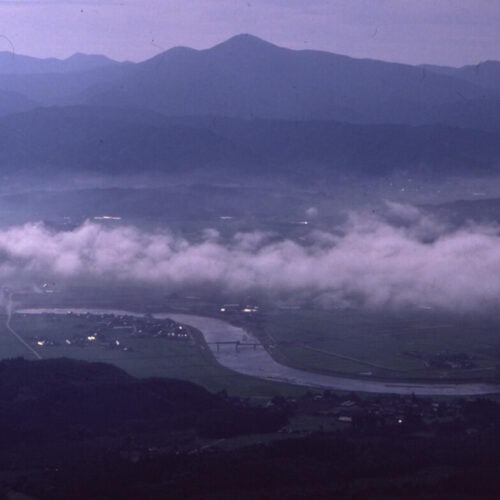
[0,51,121,75]
[0,34,498,180]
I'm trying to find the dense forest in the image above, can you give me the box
[1,358,500,498]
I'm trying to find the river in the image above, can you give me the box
[16,308,500,396]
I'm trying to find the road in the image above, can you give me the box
[3,294,42,360]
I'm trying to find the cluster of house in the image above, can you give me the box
[272,391,465,432]
[403,350,477,370]
[219,304,259,314]
[30,312,191,352]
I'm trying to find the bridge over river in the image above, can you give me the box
[16,308,500,396]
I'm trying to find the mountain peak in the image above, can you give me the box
[65,52,115,63]
[211,34,279,52]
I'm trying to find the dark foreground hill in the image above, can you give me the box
[0,358,287,446]
[0,358,219,444]
[3,360,500,499]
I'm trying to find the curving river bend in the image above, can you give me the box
[16,308,500,396]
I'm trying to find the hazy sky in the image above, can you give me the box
[0,0,498,66]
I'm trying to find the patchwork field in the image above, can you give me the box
[255,309,500,381]
[3,305,500,400]
[0,312,304,398]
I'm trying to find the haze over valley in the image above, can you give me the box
[0,34,499,312]
[2,19,500,497]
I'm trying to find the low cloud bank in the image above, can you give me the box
[0,203,499,311]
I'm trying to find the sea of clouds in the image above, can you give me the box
[0,202,499,311]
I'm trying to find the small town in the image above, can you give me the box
[27,312,192,353]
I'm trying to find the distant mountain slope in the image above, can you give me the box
[0,51,121,74]
[426,98,500,134]
[0,35,497,130]
[84,34,498,128]
[0,106,252,173]
[0,64,129,106]
[423,60,500,91]
[0,106,498,178]
[0,89,38,117]
[184,116,500,175]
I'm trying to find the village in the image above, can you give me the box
[403,350,478,370]
[228,388,500,440]
[117,387,500,464]
[277,390,464,431]
[28,312,192,353]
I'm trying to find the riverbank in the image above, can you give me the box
[16,308,500,396]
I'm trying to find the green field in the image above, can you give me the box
[4,306,500,397]
[254,308,500,380]
[0,313,305,398]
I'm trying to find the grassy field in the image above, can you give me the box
[0,312,306,398]
[4,306,500,397]
[254,308,500,380]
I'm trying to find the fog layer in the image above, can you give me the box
[1,204,498,311]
